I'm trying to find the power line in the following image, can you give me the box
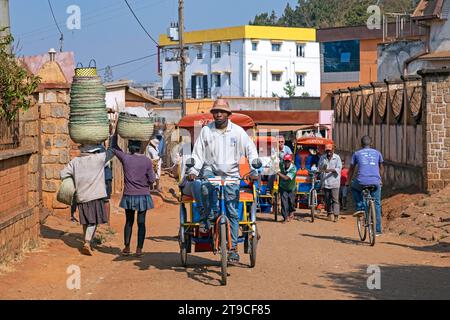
[47,0,64,52]
[98,53,157,71]
[124,0,159,46]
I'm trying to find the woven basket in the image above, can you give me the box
[117,113,154,141]
[74,60,98,77]
[69,122,109,144]
[57,177,76,206]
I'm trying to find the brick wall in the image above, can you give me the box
[419,68,450,192]
[0,156,28,215]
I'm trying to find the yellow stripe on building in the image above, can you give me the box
[159,25,316,47]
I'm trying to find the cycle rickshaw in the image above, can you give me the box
[176,113,261,285]
[294,137,334,222]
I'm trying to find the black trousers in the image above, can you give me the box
[280,189,296,220]
[124,210,147,249]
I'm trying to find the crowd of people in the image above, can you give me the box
[61,99,385,258]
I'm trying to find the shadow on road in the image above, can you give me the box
[384,241,450,253]
[40,225,84,254]
[323,264,450,299]
[300,233,365,246]
[147,235,179,243]
[113,252,227,286]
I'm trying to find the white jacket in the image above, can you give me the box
[189,120,259,178]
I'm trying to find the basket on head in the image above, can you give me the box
[74,60,98,77]
[69,122,109,144]
[117,113,155,141]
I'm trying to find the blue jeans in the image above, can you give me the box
[182,180,204,211]
[351,180,382,234]
[202,171,240,248]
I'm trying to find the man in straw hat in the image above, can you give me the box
[318,143,342,222]
[188,98,259,263]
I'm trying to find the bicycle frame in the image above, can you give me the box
[362,189,375,222]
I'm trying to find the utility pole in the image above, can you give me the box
[178,0,187,117]
[0,0,11,53]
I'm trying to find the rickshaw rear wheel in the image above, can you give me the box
[274,192,279,222]
[220,223,228,286]
[179,227,190,267]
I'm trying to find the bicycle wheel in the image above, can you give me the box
[179,227,188,267]
[368,201,376,246]
[357,213,367,241]
[249,225,258,268]
[310,190,317,223]
[220,223,228,285]
[274,193,279,222]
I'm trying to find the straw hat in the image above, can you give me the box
[210,99,232,114]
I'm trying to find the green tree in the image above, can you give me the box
[251,0,417,28]
[0,29,40,122]
[283,80,296,97]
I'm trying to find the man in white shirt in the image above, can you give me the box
[188,99,259,262]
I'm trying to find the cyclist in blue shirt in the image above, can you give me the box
[346,136,384,235]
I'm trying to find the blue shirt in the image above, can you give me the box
[351,147,384,185]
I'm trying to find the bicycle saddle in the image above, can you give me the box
[362,185,377,192]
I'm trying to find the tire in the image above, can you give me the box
[249,225,258,268]
[357,213,367,241]
[310,190,317,223]
[220,223,228,286]
[274,193,279,222]
[368,201,376,246]
[179,227,188,267]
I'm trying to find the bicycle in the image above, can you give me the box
[356,185,377,246]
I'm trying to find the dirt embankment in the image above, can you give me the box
[382,185,450,242]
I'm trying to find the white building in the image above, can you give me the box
[158,25,321,100]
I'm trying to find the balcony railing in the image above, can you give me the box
[156,88,211,100]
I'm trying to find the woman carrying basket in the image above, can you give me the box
[112,130,156,257]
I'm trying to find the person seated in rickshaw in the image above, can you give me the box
[187,99,259,263]
[305,147,320,171]
[257,142,278,195]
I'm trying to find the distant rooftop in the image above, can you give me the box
[159,25,316,46]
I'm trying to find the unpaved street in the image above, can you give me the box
[1,196,449,300]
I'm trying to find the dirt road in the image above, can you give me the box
[1,196,449,300]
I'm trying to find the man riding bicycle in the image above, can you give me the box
[188,99,259,262]
[346,136,384,236]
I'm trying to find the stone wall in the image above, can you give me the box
[38,87,72,217]
[419,69,450,192]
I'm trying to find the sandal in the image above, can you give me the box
[135,248,143,257]
[122,248,131,256]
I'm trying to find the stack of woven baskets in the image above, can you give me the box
[69,61,109,145]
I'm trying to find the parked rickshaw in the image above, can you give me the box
[253,135,280,221]
[176,113,261,285]
[294,137,334,222]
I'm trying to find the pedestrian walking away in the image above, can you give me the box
[112,125,156,257]
[60,144,115,256]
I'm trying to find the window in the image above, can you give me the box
[251,72,258,81]
[323,40,360,73]
[296,44,305,57]
[226,43,231,56]
[272,73,282,82]
[213,74,221,87]
[252,42,258,51]
[213,44,221,58]
[296,73,305,87]
[225,73,231,86]
[196,47,203,59]
[272,43,281,52]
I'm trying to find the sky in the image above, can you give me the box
[9,0,297,83]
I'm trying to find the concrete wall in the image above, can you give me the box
[280,97,321,110]
[377,40,426,81]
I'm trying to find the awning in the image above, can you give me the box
[271,70,284,74]
[257,124,322,132]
